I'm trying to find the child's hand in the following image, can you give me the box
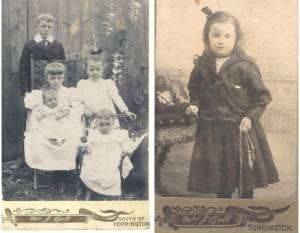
[186,105,199,117]
[55,109,70,120]
[81,144,88,153]
[80,142,92,154]
[123,110,137,120]
[36,111,46,121]
[55,114,64,120]
[239,117,252,132]
[36,114,42,121]
[56,106,64,112]
[85,144,92,153]
[79,142,88,151]
[120,142,133,155]
[85,107,93,117]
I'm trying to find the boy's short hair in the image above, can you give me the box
[36,13,54,25]
[44,62,66,76]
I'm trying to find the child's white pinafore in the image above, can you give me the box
[24,87,84,170]
[76,79,128,127]
[80,129,134,196]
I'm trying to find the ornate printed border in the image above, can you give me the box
[155,205,289,230]
[2,208,134,226]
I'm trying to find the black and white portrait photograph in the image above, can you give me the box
[2,0,149,205]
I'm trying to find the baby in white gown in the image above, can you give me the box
[24,87,84,171]
[33,89,73,144]
[79,109,146,199]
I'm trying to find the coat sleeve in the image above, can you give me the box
[19,43,31,96]
[59,43,66,60]
[243,62,272,121]
[187,66,201,107]
[107,80,128,112]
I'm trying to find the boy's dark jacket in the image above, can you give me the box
[187,53,279,193]
[19,39,65,95]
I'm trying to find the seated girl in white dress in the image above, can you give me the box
[78,109,146,200]
[24,62,84,171]
[76,49,136,128]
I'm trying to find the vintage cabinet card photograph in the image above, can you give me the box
[2,0,149,230]
[155,0,297,232]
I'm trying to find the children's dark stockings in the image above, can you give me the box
[241,189,254,199]
[217,190,253,199]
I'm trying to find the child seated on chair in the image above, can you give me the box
[24,62,84,172]
[77,109,146,200]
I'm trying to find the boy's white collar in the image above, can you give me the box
[34,33,54,43]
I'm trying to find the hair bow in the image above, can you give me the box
[202,7,213,19]
[89,48,103,55]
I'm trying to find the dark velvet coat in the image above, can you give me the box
[18,39,65,95]
[187,53,279,194]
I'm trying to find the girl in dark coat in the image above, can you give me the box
[186,8,279,199]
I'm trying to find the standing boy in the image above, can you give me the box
[19,13,65,96]
[15,13,65,170]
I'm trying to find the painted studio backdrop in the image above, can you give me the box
[2,0,148,200]
[155,0,297,199]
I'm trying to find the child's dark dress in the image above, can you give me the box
[187,53,279,194]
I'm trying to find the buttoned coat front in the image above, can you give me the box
[19,39,65,95]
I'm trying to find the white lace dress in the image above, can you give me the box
[80,128,137,196]
[24,87,84,170]
[76,79,128,127]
